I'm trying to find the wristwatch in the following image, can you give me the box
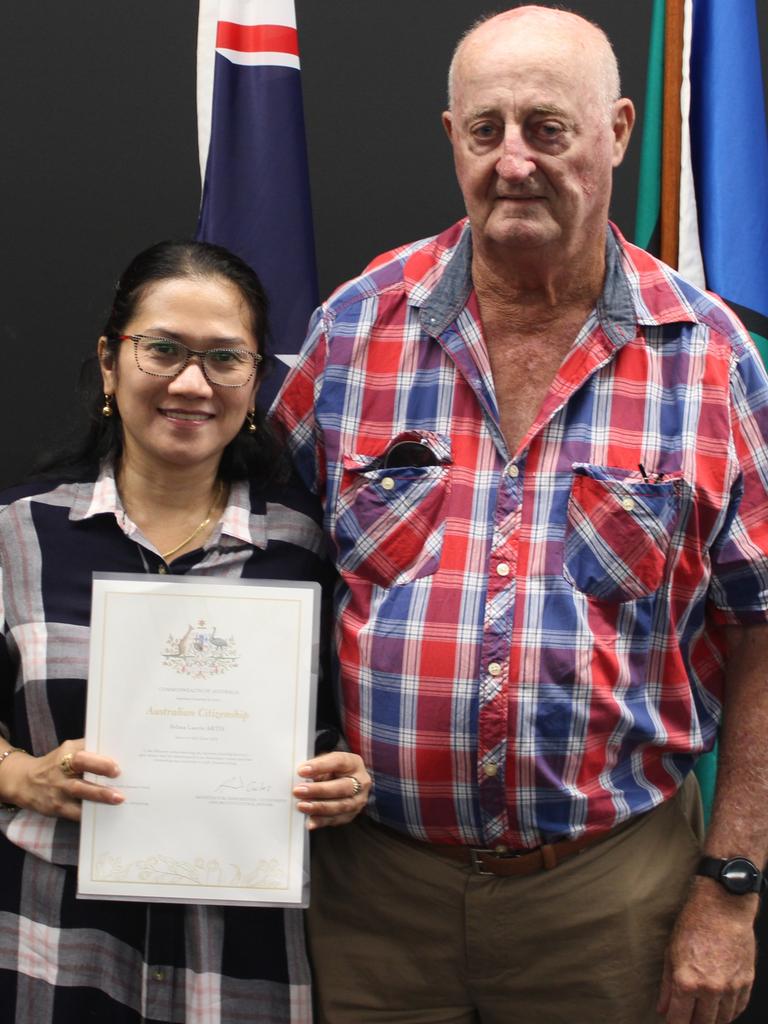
[696,856,767,895]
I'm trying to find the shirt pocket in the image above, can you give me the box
[563,464,683,602]
[334,431,451,588]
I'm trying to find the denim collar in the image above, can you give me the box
[418,222,637,350]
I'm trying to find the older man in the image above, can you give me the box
[275,7,768,1023]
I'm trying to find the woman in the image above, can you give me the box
[0,241,370,1024]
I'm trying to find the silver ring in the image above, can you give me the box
[347,776,362,798]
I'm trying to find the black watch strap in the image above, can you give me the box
[697,856,767,895]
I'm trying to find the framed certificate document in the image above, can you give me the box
[78,573,320,907]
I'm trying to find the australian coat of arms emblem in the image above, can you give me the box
[162,619,239,679]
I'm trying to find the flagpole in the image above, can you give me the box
[660,0,684,268]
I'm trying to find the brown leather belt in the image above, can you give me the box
[371,817,635,877]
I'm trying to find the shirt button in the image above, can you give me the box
[484,763,499,777]
[621,497,635,511]
[507,464,519,478]
[381,477,395,491]
[158,564,168,574]
[152,970,165,982]
[488,662,502,677]
[496,562,510,577]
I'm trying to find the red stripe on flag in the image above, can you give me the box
[216,22,299,56]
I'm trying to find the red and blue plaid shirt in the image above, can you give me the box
[273,219,768,849]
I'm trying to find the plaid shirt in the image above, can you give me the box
[273,219,768,850]
[0,465,326,1023]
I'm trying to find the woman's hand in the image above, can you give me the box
[293,751,371,829]
[1,740,123,821]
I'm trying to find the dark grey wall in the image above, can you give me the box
[1,2,766,486]
[0,3,200,486]
[1,3,767,487]
[0,1,658,487]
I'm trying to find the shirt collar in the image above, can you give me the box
[70,462,257,547]
[418,224,474,337]
[597,224,638,348]
[69,464,121,522]
[410,218,699,344]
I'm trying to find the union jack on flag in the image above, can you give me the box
[196,0,318,408]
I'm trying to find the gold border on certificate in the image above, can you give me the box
[78,574,319,907]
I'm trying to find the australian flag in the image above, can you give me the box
[196,0,318,408]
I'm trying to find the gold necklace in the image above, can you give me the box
[161,480,223,562]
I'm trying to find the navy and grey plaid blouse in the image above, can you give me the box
[0,464,328,1024]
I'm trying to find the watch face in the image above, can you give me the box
[721,858,760,895]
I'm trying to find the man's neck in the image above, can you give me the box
[470,234,606,328]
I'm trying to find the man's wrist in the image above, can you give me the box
[689,873,761,921]
[696,855,766,896]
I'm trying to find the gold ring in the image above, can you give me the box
[60,753,76,777]
[347,776,362,798]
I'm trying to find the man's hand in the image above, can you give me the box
[658,880,756,1024]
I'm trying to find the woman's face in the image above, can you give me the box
[99,275,260,477]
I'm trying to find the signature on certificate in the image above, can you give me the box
[214,775,273,795]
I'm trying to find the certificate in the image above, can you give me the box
[78,573,319,907]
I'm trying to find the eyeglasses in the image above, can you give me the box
[117,334,262,388]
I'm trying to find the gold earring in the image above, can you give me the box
[246,409,256,434]
[102,394,114,418]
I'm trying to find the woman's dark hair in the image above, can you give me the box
[36,240,288,484]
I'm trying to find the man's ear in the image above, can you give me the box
[611,98,635,168]
[442,110,454,143]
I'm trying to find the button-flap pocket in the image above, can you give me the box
[564,465,683,602]
[334,432,451,588]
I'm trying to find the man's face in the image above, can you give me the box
[443,17,634,259]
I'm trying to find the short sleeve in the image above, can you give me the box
[270,306,329,500]
[708,338,768,624]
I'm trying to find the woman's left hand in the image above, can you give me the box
[293,751,371,829]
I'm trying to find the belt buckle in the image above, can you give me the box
[469,847,515,875]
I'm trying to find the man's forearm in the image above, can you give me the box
[658,622,768,1024]
[705,623,768,865]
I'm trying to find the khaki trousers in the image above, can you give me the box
[307,776,703,1024]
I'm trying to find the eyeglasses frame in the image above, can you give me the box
[115,334,263,389]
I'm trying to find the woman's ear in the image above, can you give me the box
[97,336,117,394]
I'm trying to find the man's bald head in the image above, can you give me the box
[447,6,621,117]
[440,3,635,266]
